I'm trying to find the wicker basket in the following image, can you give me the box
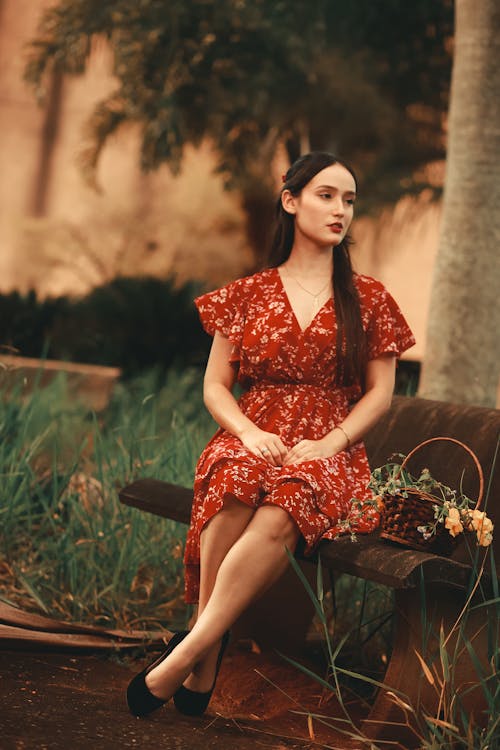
[380,437,484,555]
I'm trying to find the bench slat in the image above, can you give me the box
[119,478,192,524]
[317,535,473,590]
[119,478,474,590]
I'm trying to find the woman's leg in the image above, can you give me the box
[145,504,300,699]
[183,497,255,691]
[198,497,256,613]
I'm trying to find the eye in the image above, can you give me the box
[319,192,332,199]
[346,198,356,206]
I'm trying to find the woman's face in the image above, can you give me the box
[283,163,356,248]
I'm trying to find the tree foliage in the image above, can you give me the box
[25,0,454,256]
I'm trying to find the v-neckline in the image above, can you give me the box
[274,267,333,335]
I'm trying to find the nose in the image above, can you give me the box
[331,196,345,216]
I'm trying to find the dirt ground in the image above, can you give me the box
[0,646,367,750]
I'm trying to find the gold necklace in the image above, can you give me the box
[282,266,332,309]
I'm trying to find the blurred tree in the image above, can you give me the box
[25,0,453,263]
[418,0,500,407]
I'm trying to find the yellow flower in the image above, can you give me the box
[445,506,464,537]
[469,509,493,532]
[477,527,494,546]
[465,509,494,546]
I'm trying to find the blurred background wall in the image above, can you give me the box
[0,0,252,297]
[0,0,446,364]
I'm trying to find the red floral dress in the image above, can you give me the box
[184,267,415,603]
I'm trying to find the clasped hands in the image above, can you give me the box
[239,426,342,466]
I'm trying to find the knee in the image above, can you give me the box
[205,496,254,527]
[222,495,255,516]
[256,505,300,549]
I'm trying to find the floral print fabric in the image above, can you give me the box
[184,267,415,603]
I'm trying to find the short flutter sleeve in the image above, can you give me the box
[356,275,416,360]
[194,276,254,358]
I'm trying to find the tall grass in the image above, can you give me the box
[285,546,499,749]
[0,367,215,630]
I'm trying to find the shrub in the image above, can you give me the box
[0,276,211,375]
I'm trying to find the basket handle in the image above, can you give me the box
[396,436,484,509]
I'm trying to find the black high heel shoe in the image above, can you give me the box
[173,631,230,717]
[127,630,189,717]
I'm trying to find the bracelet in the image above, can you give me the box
[336,424,351,448]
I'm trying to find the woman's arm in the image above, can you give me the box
[283,355,396,464]
[203,332,287,466]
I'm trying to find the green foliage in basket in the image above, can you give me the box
[369,459,494,547]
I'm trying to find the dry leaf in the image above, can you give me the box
[425,715,459,732]
[130,565,154,598]
[414,648,435,685]
[386,690,413,712]
[307,713,315,740]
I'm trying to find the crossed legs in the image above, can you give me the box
[145,498,301,700]
[183,497,254,691]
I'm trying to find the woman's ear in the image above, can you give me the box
[281,189,297,215]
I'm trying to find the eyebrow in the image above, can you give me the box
[316,184,356,196]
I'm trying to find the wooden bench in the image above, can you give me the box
[119,395,499,747]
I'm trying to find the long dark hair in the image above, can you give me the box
[267,151,367,389]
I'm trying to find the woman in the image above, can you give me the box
[127,151,415,718]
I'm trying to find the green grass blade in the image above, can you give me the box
[14,570,49,613]
[463,638,495,713]
[316,554,324,605]
[285,548,326,625]
[439,623,450,683]
[419,567,428,653]
[278,651,336,693]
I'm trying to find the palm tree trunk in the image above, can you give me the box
[29,70,64,216]
[418,0,500,407]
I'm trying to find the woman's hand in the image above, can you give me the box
[283,357,398,466]
[283,434,344,465]
[238,426,288,467]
